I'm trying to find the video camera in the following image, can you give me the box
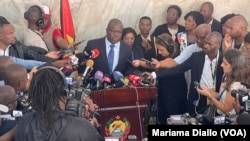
[231,82,250,113]
[231,89,249,104]
[65,77,92,118]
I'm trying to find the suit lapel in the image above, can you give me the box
[99,37,110,72]
[115,42,123,70]
[216,50,223,91]
[197,52,206,78]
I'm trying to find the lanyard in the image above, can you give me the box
[210,54,218,87]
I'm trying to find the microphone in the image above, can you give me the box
[84,49,100,59]
[102,74,111,88]
[128,74,143,87]
[82,59,94,81]
[113,71,128,87]
[94,70,104,90]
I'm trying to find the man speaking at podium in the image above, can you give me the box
[79,18,133,84]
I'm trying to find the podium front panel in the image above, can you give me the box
[91,87,157,140]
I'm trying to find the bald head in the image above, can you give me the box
[0,56,14,80]
[195,24,211,34]
[195,24,211,47]
[4,64,27,91]
[207,31,222,45]
[0,85,16,106]
[228,15,248,30]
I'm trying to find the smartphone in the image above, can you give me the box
[73,39,85,47]
[127,59,133,64]
[140,58,152,65]
[194,81,202,89]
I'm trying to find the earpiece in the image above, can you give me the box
[38,66,69,96]
[157,36,174,54]
[24,5,44,26]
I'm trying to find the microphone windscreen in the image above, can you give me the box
[128,74,142,82]
[113,71,124,82]
[103,74,111,83]
[91,49,100,59]
[86,59,94,67]
[94,70,103,81]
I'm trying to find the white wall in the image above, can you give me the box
[1,0,249,51]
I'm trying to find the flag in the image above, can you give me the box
[61,0,75,44]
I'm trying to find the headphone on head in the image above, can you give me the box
[37,66,69,96]
[24,5,44,26]
[157,36,174,54]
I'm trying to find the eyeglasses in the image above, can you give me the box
[167,12,177,17]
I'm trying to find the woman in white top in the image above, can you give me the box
[197,49,248,116]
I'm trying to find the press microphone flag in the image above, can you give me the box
[84,49,100,59]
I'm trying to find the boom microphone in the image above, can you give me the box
[84,49,100,59]
[82,59,94,80]
[113,71,128,86]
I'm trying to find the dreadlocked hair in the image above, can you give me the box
[28,68,66,129]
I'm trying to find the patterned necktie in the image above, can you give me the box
[108,44,115,74]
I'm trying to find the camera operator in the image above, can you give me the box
[15,66,104,141]
[0,85,18,141]
[196,49,249,123]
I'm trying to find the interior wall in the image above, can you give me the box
[0,0,249,51]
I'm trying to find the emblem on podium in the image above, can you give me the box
[105,115,131,140]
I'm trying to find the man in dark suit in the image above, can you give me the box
[149,31,224,116]
[199,2,222,33]
[81,18,132,83]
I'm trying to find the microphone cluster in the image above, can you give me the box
[88,70,153,91]
[65,48,153,90]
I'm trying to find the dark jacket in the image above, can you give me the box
[152,23,185,46]
[211,18,222,33]
[9,40,55,62]
[15,111,104,141]
[78,37,133,82]
[156,50,224,116]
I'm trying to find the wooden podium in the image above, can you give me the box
[91,86,157,140]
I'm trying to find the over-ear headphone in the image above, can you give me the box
[24,5,44,26]
[38,66,69,96]
[157,36,174,54]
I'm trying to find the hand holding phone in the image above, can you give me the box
[194,81,202,89]
[140,58,152,65]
